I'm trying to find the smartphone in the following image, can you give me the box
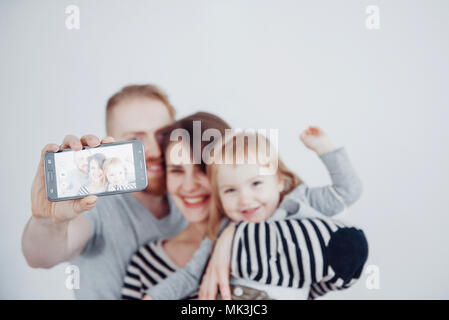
[44,140,148,201]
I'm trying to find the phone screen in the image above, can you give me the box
[53,143,138,198]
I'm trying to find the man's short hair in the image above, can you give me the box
[105,84,176,132]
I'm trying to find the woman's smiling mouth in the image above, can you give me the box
[180,195,211,208]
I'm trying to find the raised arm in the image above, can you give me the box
[21,135,114,268]
[297,126,362,216]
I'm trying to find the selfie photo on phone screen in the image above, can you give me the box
[45,140,147,201]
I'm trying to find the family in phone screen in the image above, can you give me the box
[54,144,136,198]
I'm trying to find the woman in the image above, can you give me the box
[78,153,107,195]
[121,112,231,299]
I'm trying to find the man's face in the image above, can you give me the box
[73,150,91,173]
[107,98,173,195]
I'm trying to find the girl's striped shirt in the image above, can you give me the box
[231,217,367,300]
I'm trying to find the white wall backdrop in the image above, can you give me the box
[1,0,448,299]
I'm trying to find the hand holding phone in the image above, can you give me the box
[31,135,130,223]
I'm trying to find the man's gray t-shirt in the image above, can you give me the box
[71,193,188,299]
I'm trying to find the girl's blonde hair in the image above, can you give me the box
[207,131,303,239]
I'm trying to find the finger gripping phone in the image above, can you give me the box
[44,140,148,201]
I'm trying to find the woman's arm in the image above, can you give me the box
[146,219,232,300]
[144,237,213,300]
[198,225,236,300]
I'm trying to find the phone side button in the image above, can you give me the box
[46,159,53,170]
[47,171,55,181]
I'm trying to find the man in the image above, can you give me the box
[22,85,188,299]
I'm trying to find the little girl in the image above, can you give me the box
[103,157,136,191]
[124,126,367,300]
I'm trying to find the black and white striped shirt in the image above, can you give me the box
[121,239,198,300]
[107,182,137,192]
[231,217,368,300]
[78,185,101,196]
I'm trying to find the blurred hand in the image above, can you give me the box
[300,126,336,155]
[31,134,115,223]
[198,225,235,300]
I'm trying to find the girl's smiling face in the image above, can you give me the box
[165,141,211,223]
[107,164,126,186]
[217,163,284,223]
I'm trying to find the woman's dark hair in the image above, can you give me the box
[87,153,106,173]
[155,112,231,173]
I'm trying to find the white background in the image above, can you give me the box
[1,0,448,299]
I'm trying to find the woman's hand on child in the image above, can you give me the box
[300,126,336,155]
[198,225,235,300]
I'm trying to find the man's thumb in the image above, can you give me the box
[75,196,98,213]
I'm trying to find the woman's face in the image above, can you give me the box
[165,142,211,223]
[89,159,104,183]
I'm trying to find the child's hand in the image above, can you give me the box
[300,126,336,155]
